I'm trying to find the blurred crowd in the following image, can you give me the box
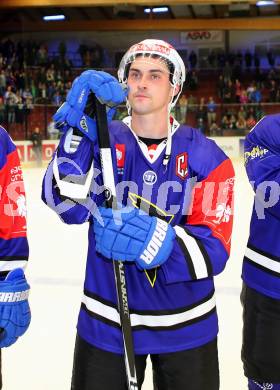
[1,38,280,137]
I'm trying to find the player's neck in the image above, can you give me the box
[131,111,168,139]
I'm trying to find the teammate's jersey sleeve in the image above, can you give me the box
[162,136,234,283]
[0,126,29,272]
[244,114,280,219]
[42,128,105,224]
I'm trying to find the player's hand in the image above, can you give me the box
[53,70,127,142]
[0,268,31,348]
[93,206,175,270]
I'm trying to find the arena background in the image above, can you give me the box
[0,0,279,389]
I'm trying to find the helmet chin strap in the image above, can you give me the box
[126,82,182,168]
[163,83,182,167]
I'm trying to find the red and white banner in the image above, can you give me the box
[14,140,59,163]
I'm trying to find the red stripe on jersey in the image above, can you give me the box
[187,158,235,254]
[0,149,27,240]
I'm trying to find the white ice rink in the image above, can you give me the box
[2,160,253,390]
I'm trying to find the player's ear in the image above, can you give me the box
[169,84,180,98]
[174,84,180,96]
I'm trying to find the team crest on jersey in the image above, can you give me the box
[143,170,157,185]
[176,152,188,180]
[116,144,125,175]
[244,145,269,165]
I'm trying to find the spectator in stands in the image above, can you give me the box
[245,50,252,70]
[46,66,55,84]
[0,69,6,96]
[52,90,63,107]
[206,96,217,127]
[236,116,247,134]
[4,86,18,123]
[234,79,242,102]
[222,61,232,82]
[47,81,57,102]
[58,41,66,61]
[208,50,216,68]
[22,87,32,102]
[223,80,235,103]
[30,80,38,101]
[178,94,188,123]
[254,52,260,69]
[246,113,257,131]
[37,44,48,66]
[187,94,197,112]
[16,70,25,94]
[217,50,226,68]
[239,89,249,105]
[0,96,4,123]
[268,79,277,102]
[250,86,262,104]
[30,127,42,166]
[267,49,275,68]
[246,83,255,102]
[217,75,225,99]
[187,70,198,90]
[237,106,247,121]
[37,82,47,103]
[209,121,222,136]
[189,50,197,69]
[228,113,237,130]
[47,120,60,140]
[196,97,207,134]
[221,114,230,131]
[15,96,24,124]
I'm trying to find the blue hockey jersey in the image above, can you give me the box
[42,118,234,354]
[0,126,29,272]
[243,114,280,300]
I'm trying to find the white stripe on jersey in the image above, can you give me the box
[0,260,27,272]
[174,225,208,279]
[246,247,280,273]
[82,292,216,328]
[53,154,94,199]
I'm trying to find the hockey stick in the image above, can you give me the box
[92,95,138,390]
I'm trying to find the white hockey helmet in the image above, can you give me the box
[118,39,186,98]
[118,39,186,167]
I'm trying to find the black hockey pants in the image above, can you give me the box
[71,334,219,390]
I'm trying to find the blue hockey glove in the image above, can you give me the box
[93,207,175,270]
[0,268,31,348]
[53,70,127,142]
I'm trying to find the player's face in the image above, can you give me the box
[127,57,175,116]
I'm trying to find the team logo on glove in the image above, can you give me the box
[80,116,88,132]
[140,219,168,265]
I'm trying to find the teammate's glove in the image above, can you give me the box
[53,70,127,142]
[93,207,175,270]
[0,268,31,348]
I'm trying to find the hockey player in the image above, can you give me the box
[0,126,30,388]
[42,39,235,389]
[242,114,280,390]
